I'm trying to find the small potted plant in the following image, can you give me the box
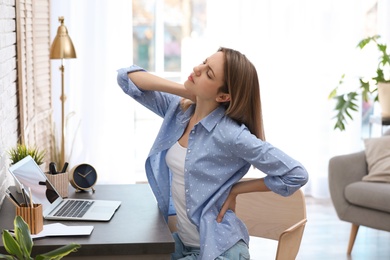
[8,144,47,193]
[8,144,45,166]
[0,215,80,259]
[328,35,390,131]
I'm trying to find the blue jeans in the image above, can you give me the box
[171,232,250,260]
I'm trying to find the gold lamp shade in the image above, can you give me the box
[50,16,77,59]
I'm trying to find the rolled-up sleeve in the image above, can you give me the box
[117,65,145,97]
[116,65,179,118]
[234,128,309,196]
[263,165,308,196]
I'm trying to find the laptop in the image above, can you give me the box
[8,156,121,221]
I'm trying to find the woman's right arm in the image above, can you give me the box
[128,70,194,100]
[117,65,194,117]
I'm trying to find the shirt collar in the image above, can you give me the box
[200,106,226,132]
[177,104,226,132]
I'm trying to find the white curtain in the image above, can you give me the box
[51,0,388,197]
[51,0,136,184]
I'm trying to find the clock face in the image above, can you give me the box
[72,164,97,190]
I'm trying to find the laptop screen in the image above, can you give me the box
[8,156,60,211]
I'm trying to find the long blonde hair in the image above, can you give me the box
[218,47,265,140]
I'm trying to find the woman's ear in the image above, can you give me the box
[216,93,230,103]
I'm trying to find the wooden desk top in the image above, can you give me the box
[0,184,174,258]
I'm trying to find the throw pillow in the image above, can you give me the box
[362,135,390,182]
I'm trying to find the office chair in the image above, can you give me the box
[168,181,307,260]
[236,182,307,260]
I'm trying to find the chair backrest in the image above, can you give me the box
[236,184,307,260]
[275,218,307,260]
[168,181,307,259]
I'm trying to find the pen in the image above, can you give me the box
[6,189,21,207]
[28,187,34,208]
[61,162,68,173]
[20,184,29,207]
[49,162,57,175]
[5,193,20,208]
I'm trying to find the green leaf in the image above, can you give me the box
[0,253,17,260]
[1,230,23,260]
[1,216,79,260]
[377,43,390,67]
[328,88,338,99]
[357,35,380,49]
[35,243,81,260]
[358,78,372,102]
[332,92,359,131]
[328,74,345,99]
[14,216,33,257]
[8,144,45,165]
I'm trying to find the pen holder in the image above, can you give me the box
[45,172,69,198]
[16,204,43,234]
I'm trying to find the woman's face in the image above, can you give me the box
[184,51,226,102]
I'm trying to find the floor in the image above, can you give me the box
[249,196,390,260]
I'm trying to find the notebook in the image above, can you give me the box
[8,156,121,221]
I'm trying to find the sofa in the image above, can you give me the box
[328,130,390,254]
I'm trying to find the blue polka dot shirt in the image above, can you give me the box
[117,65,308,259]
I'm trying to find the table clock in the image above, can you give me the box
[69,163,97,192]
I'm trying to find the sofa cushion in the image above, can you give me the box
[345,181,390,214]
[362,136,390,182]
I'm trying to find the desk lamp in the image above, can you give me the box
[50,16,77,167]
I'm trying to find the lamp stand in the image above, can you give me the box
[59,60,66,168]
[50,16,76,168]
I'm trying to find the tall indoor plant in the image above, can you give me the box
[328,35,390,131]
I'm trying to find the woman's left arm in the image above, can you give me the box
[217,178,269,222]
[234,129,309,196]
[217,128,309,222]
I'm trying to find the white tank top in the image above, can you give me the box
[166,141,200,247]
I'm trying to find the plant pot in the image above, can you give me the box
[45,172,69,198]
[378,82,390,118]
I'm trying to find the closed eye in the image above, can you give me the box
[203,59,215,79]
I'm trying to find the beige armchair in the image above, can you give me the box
[328,130,390,254]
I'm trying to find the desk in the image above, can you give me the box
[0,184,174,259]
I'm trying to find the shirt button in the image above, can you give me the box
[186,189,189,193]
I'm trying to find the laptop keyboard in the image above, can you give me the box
[54,200,95,218]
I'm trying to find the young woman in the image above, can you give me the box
[117,47,308,260]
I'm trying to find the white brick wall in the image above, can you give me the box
[0,0,18,207]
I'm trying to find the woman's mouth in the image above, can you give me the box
[188,75,194,83]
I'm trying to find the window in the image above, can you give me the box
[132,0,207,75]
[131,0,207,182]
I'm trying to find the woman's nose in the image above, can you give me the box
[193,65,201,76]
